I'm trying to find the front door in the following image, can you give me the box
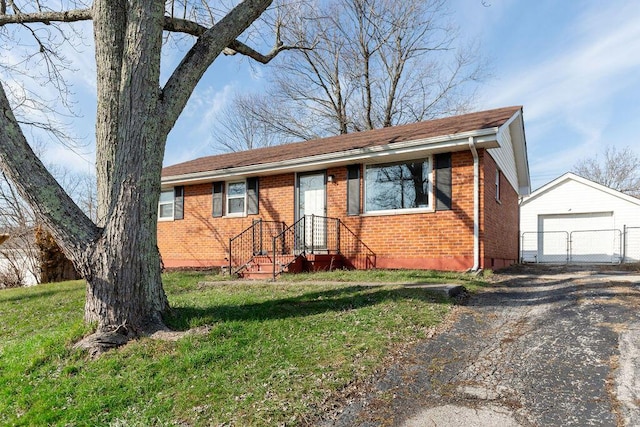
[297,172,327,251]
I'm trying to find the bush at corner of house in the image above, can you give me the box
[0,265,25,289]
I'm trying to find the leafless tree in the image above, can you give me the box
[0,0,296,354]
[48,165,99,223]
[0,172,40,287]
[0,157,99,288]
[214,0,485,150]
[211,92,283,152]
[573,146,640,198]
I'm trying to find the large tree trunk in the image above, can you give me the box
[77,0,169,344]
[0,0,276,355]
[81,169,169,331]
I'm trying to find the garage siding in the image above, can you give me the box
[520,173,640,264]
[521,178,640,234]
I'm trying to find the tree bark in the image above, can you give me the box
[93,0,125,225]
[81,0,169,333]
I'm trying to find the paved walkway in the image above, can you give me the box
[323,265,640,426]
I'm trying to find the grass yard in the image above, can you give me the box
[0,269,485,426]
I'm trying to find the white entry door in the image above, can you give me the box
[297,172,327,250]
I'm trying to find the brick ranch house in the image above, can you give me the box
[158,106,530,277]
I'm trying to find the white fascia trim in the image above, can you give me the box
[497,110,530,196]
[162,128,501,186]
[522,172,640,207]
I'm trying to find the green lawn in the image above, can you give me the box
[0,270,483,426]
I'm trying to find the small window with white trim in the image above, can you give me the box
[495,169,501,202]
[227,181,246,215]
[158,189,175,220]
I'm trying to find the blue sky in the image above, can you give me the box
[454,0,640,189]
[19,0,640,192]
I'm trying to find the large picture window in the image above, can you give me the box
[365,159,431,213]
[227,181,246,215]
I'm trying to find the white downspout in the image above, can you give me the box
[468,137,480,271]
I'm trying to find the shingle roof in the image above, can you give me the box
[162,106,522,178]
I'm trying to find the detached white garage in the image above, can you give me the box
[520,173,640,264]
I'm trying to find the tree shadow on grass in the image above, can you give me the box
[165,285,450,331]
[0,285,82,304]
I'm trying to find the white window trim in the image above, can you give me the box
[226,180,247,217]
[495,169,501,203]
[363,157,433,214]
[158,189,175,221]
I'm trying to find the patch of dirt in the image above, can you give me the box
[599,263,640,272]
[74,324,211,358]
[149,325,211,341]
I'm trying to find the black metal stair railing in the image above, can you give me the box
[270,215,376,279]
[305,215,376,269]
[336,220,376,270]
[271,216,306,279]
[228,216,376,279]
[228,219,286,275]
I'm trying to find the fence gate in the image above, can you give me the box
[521,231,568,263]
[569,229,622,264]
[521,228,632,265]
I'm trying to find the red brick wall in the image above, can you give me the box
[480,152,520,269]
[158,174,295,268]
[333,152,476,270]
[158,150,520,271]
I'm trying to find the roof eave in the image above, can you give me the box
[521,172,640,206]
[162,128,501,186]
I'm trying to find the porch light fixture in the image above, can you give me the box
[327,174,336,183]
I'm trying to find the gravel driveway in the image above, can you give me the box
[323,265,640,426]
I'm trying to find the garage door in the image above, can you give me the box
[538,212,620,263]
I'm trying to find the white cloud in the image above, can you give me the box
[42,143,95,176]
[166,83,238,165]
[486,8,640,121]
[476,1,640,187]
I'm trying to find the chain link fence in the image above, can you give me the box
[625,226,640,263]
[521,227,638,265]
[521,231,568,264]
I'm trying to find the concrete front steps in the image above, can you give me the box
[239,253,345,280]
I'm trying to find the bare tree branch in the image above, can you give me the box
[0,82,99,253]
[0,7,303,72]
[573,146,640,198]
[211,92,283,152]
[162,15,308,64]
[0,9,92,26]
[160,0,275,134]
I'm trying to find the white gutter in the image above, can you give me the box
[468,136,480,271]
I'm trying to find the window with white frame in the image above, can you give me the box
[365,158,431,213]
[495,169,501,202]
[227,181,246,215]
[158,189,175,220]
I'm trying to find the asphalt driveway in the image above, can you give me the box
[322,265,640,426]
